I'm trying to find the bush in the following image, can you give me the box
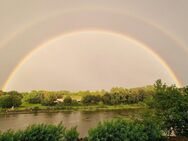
[0,94,22,108]
[0,123,66,141]
[19,123,65,141]
[63,127,79,141]
[88,118,163,141]
[0,130,22,141]
[0,123,80,141]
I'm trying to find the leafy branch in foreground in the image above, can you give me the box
[148,80,188,137]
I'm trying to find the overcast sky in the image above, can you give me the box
[0,0,188,91]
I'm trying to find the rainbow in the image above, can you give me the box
[2,30,182,91]
[1,8,187,53]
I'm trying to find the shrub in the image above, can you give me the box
[20,123,65,141]
[0,94,22,108]
[0,130,22,141]
[88,119,144,141]
[88,118,163,141]
[0,123,80,141]
[63,127,79,141]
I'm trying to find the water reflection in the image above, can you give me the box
[0,110,137,137]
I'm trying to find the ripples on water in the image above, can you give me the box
[0,109,138,137]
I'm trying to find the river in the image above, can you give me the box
[0,109,137,137]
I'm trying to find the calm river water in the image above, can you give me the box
[0,110,138,137]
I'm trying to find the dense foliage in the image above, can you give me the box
[81,95,101,105]
[0,118,165,141]
[80,86,154,105]
[0,85,154,108]
[63,127,79,141]
[0,91,22,108]
[63,96,73,105]
[0,123,79,141]
[88,118,164,141]
[23,91,42,104]
[19,123,65,141]
[149,80,188,137]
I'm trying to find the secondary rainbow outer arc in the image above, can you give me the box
[1,7,187,54]
[2,30,182,91]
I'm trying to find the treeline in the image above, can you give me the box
[80,86,154,105]
[0,80,187,111]
[0,85,155,108]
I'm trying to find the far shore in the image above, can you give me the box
[0,104,144,115]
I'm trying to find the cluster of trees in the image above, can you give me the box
[61,86,154,106]
[0,86,155,108]
[77,86,154,105]
[0,91,22,108]
[81,91,146,105]
[23,86,154,106]
[23,90,64,106]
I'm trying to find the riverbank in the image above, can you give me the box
[0,103,144,114]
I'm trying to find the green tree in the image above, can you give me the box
[41,92,60,106]
[102,93,112,105]
[0,94,22,108]
[81,95,101,105]
[151,80,188,136]
[23,91,42,104]
[63,96,73,105]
